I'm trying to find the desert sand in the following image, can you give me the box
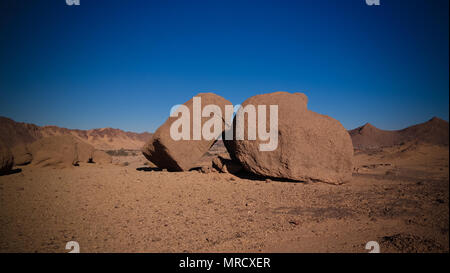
[0,140,448,253]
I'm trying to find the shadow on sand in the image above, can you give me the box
[231,170,307,184]
[0,168,22,176]
[135,165,306,184]
[136,167,162,172]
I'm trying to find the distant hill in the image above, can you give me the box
[349,117,449,150]
[2,115,447,151]
[0,116,152,150]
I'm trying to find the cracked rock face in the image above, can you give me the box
[224,91,353,183]
[142,93,232,171]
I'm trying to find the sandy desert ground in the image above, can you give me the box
[0,141,448,253]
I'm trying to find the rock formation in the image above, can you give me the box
[224,92,353,183]
[0,140,14,173]
[142,93,232,171]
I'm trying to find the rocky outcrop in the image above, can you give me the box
[0,140,14,173]
[224,92,353,183]
[142,93,232,171]
[11,144,32,166]
[28,135,111,168]
[212,156,242,174]
[92,150,112,164]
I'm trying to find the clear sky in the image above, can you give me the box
[0,0,448,133]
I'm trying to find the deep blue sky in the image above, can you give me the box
[0,0,448,132]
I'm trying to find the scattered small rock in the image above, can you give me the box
[200,166,212,174]
[212,156,242,174]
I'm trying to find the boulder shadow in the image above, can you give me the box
[229,169,306,184]
[0,168,22,176]
[136,167,162,172]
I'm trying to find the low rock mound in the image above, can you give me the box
[92,150,112,164]
[0,140,14,173]
[29,136,80,168]
[224,92,353,183]
[28,135,112,168]
[11,144,32,166]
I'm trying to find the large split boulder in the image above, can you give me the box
[0,140,14,173]
[142,93,232,171]
[224,92,353,183]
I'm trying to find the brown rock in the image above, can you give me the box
[212,156,242,174]
[199,165,212,174]
[28,136,80,168]
[224,91,353,183]
[92,150,112,164]
[0,140,14,173]
[211,156,224,170]
[142,93,232,171]
[75,141,95,163]
[27,135,110,167]
[119,161,130,167]
[11,144,32,166]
